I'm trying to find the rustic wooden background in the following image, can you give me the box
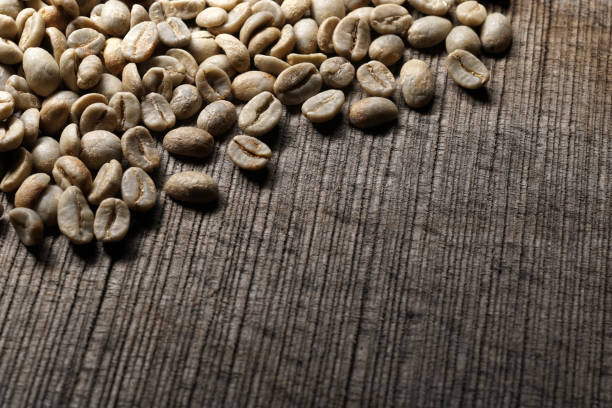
[1,0,611,406]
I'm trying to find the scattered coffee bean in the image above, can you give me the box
[0,116,24,152]
[164,171,219,204]
[294,18,319,54]
[94,197,131,242]
[163,126,214,159]
[121,126,160,172]
[1,147,32,193]
[197,100,237,137]
[349,97,398,128]
[122,21,159,63]
[52,155,93,193]
[0,90,14,121]
[215,33,250,73]
[456,1,487,27]
[274,62,322,105]
[407,16,452,49]
[238,91,283,136]
[301,89,345,123]
[196,63,232,103]
[226,135,272,171]
[57,185,94,244]
[446,25,481,55]
[141,92,176,132]
[446,49,490,89]
[333,15,370,62]
[14,173,50,208]
[317,16,340,54]
[77,54,103,89]
[158,16,191,48]
[270,24,295,59]
[21,108,40,147]
[286,53,327,67]
[31,136,60,174]
[368,34,404,66]
[320,56,355,88]
[253,54,290,76]
[23,47,61,97]
[231,71,276,102]
[400,59,435,108]
[480,13,512,54]
[9,207,43,246]
[109,92,141,131]
[80,130,122,171]
[121,167,157,212]
[80,102,118,134]
[34,184,62,227]
[370,4,412,35]
[356,61,396,97]
[407,0,452,16]
[88,159,122,205]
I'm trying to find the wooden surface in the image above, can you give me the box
[1,0,612,406]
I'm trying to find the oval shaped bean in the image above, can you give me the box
[164,171,219,204]
[273,62,322,105]
[400,59,434,108]
[23,47,61,97]
[407,16,452,49]
[9,207,44,246]
[445,25,481,55]
[301,89,345,123]
[231,71,276,102]
[197,100,237,137]
[163,126,214,159]
[58,185,94,244]
[121,167,157,212]
[356,61,396,97]
[52,155,92,193]
[121,126,160,172]
[238,91,282,136]
[94,198,131,243]
[446,49,490,89]
[480,13,512,54]
[88,159,122,205]
[227,135,272,171]
[349,97,398,128]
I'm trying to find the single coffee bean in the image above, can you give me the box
[247,26,280,56]
[88,159,122,205]
[121,126,160,172]
[80,130,122,171]
[9,207,44,246]
[333,15,370,62]
[294,18,318,54]
[252,0,285,28]
[70,93,107,123]
[19,11,45,50]
[93,73,124,100]
[0,14,17,39]
[67,28,105,58]
[270,24,295,59]
[197,100,237,137]
[80,103,118,134]
[349,97,398,128]
[227,135,272,171]
[286,53,327,67]
[14,172,50,208]
[311,0,344,24]
[164,171,219,204]
[456,1,487,27]
[5,75,39,111]
[121,167,157,212]
[34,184,62,227]
[130,4,149,27]
[23,47,61,97]
[39,90,78,136]
[215,33,250,73]
[59,123,80,156]
[168,84,201,120]
[368,34,404,66]
[370,4,412,35]
[239,11,274,45]
[57,185,94,244]
[407,0,451,15]
[31,136,60,174]
[141,92,176,132]
[93,198,131,243]
[407,16,452,49]
[122,62,144,99]
[253,54,290,76]
[301,89,345,123]
[0,38,22,64]
[76,54,103,89]
[231,71,276,102]
[317,16,340,54]
[207,0,238,10]
[52,155,92,193]
[480,13,512,54]
[93,0,130,37]
[202,54,236,78]
[320,56,355,88]
[122,21,159,63]
[39,5,70,31]
[158,16,191,47]
[142,67,173,101]
[238,91,282,136]
[163,126,214,159]
[103,37,127,76]
[0,116,24,152]
[273,62,322,105]
[156,0,206,20]
[208,2,250,35]
[188,30,220,63]
[356,61,396,97]
[109,92,141,132]
[59,48,79,92]
[195,63,232,103]
[197,7,228,28]
[1,147,32,193]
[143,55,188,86]
[44,26,68,63]
[166,48,198,84]
[446,25,481,55]
[400,59,435,108]
[446,49,490,89]
[21,108,40,147]
[1,1,21,21]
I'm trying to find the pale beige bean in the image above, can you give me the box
[345,0,369,11]
[252,0,285,28]
[406,0,451,16]
[34,184,62,227]
[445,26,481,55]
[207,0,238,10]
[370,4,412,35]
[31,136,60,174]
[294,18,318,54]
[121,167,157,212]
[21,108,40,147]
[38,6,70,32]
[311,0,344,24]
[131,4,150,27]
[357,61,396,97]
[121,126,160,172]
[67,28,105,58]
[197,7,228,28]
[14,173,50,208]
[231,71,276,102]
[227,135,271,171]
[23,47,61,97]
[345,5,372,22]
[121,21,159,63]
[45,27,68,63]
[144,55,187,86]
[480,13,512,54]
[407,16,452,48]
[197,100,236,138]
[141,92,176,132]
[446,49,490,89]
[80,130,122,170]
[93,198,130,243]
[0,38,22,64]
[247,26,280,56]
[19,10,45,50]
[9,207,44,246]
[59,48,79,92]
[169,84,202,120]
[281,0,311,24]
[253,54,289,76]
[40,90,78,136]
[80,103,118,134]
[1,147,32,193]
[317,16,339,54]
[400,59,434,108]
[109,92,141,132]
[209,2,251,35]
[163,126,214,159]
[88,159,122,205]
[349,97,398,128]
[59,123,80,156]
[50,0,79,19]
[273,62,322,105]
[269,24,295,59]
[122,63,144,99]
[286,53,327,67]
[0,90,13,121]
[301,89,345,123]
[188,30,219,64]
[239,11,274,45]
[93,73,123,100]
[52,155,92,193]
[94,0,130,37]
[202,54,237,78]
[0,14,17,39]
[70,93,107,123]
[77,54,103,89]
[103,37,127,75]
[215,33,250,73]
[166,48,198,84]
[456,1,486,27]
[368,34,404,66]
[142,67,173,101]
[0,116,23,152]
[5,75,39,110]
[65,16,103,38]
[157,16,191,47]
[196,63,232,103]
[155,0,205,20]
[58,186,94,244]
[238,91,282,136]
[164,171,219,204]
[16,8,36,34]
[320,56,354,88]
[332,15,370,62]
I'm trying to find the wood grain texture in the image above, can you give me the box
[1,0,611,406]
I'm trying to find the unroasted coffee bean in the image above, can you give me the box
[195,63,232,103]
[121,126,160,172]
[227,135,271,171]
[9,207,44,246]
[70,93,107,123]
[356,61,396,97]
[281,0,311,24]
[273,62,322,105]
[109,92,141,131]
[0,14,17,39]
[231,71,276,102]
[0,38,22,64]
[349,97,398,128]
[209,2,250,35]
[103,37,127,75]
[0,89,14,121]
[14,173,50,208]
[203,54,237,78]
[311,0,344,24]
[446,49,490,89]
[144,55,187,86]
[370,4,412,35]
[121,167,157,212]
[270,24,295,59]
[252,0,285,28]
[88,159,122,205]
[57,185,94,244]
[50,0,79,19]
[31,136,60,174]
[1,147,32,193]
[215,33,250,73]
[93,73,124,100]
[207,0,238,10]
[19,11,45,50]
[456,1,486,27]
[5,75,39,111]
[94,0,130,37]
[59,48,79,92]
[80,102,118,134]
[158,16,191,47]
[197,7,228,28]
[163,126,214,159]
[407,16,452,49]
[480,13,512,54]
[155,0,206,20]
[407,0,451,15]
[59,123,80,156]
[141,92,176,132]
[64,15,102,37]
[197,100,236,137]
[166,48,198,84]
[67,28,105,58]
[94,198,130,242]
[142,67,173,101]
[77,54,103,89]
[253,54,290,76]
[320,56,355,88]
[21,108,40,147]
[368,34,404,66]
[247,26,280,56]
[0,1,22,20]
[23,47,61,97]
[238,91,282,136]
[188,30,219,63]
[80,130,122,170]
[122,21,159,63]
[34,184,62,227]
[301,89,345,123]
[122,63,144,99]
[0,116,24,152]
[169,84,202,120]
[317,16,339,54]
[332,15,370,62]
[40,90,78,136]
[53,155,92,193]
[294,18,318,54]
[130,4,150,27]
[446,25,481,55]
[286,53,327,67]
[239,11,274,45]
[45,26,68,63]
[164,171,219,204]
[401,59,434,108]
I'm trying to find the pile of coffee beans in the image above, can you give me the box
[0,0,511,247]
